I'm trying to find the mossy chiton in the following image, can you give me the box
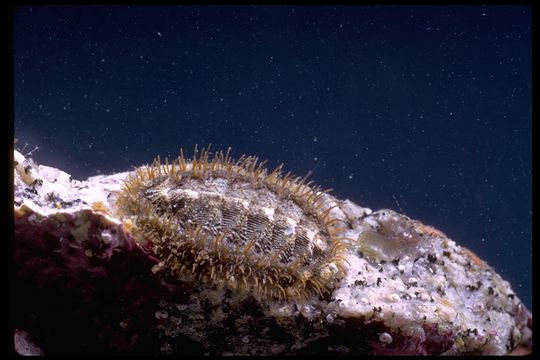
[115,147,350,301]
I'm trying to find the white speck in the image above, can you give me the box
[299,304,315,317]
[379,332,393,344]
[326,313,335,323]
[261,206,275,221]
[388,294,400,302]
[313,136,317,142]
[314,157,318,161]
[105,108,110,113]
[84,249,94,257]
[157,31,162,37]
[101,231,112,244]
[397,264,405,272]
[176,304,188,311]
[155,310,168,319]
[348,173,354,179]
[100,58,105,63]
[360,297,369,304]
[242,336,250,344]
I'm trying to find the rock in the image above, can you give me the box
[12,150,532,355]
[14,329,44,356]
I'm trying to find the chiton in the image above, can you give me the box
[115,147,349,301]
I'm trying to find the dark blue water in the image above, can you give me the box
[14,5,532,310]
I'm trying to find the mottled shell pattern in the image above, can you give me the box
[115,147,349,301]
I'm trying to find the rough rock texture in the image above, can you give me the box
[12,150,532,355]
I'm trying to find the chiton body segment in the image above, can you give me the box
[115,147,349,301]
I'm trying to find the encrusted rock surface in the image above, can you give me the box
[12,150,532,355]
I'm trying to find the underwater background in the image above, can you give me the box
[13,5,531,310]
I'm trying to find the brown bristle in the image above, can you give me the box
[115,146,349,301]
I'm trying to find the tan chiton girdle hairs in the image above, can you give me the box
[116,146,349,301]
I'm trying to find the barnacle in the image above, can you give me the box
[115,146,350,301]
